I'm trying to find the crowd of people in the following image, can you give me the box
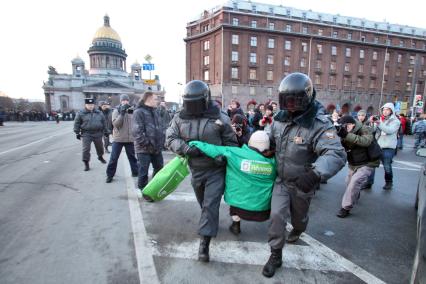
[70,72,425,278]
[0,109,76,124]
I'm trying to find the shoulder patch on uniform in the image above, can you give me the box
[316,114,331,124]
[324,130,336,139]
[215,119,223,126]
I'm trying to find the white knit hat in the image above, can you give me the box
[248,131,270,152]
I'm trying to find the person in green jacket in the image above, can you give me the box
[189,130,276,235]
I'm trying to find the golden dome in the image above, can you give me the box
[92,15,121,42]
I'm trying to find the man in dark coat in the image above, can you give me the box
[157,101,171,149]
[166,80,238,263]
[99,101,113,153]
[74,98,108,171]
[132,91,164,191]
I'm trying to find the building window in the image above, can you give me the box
[203,55,209,65]
[231,67,238,79]
[204,70,209,81]
[330,75,336,86]
[285,40,292,50]
[231,85,238,94]
[268,38,275,48]
[204,40,210,51]
[231,51,238,62]
[316,60,321,68]
[344,63,350,72]
[422,56,425,65]
[232,34,239,45]
[346,48,351,57]
[267,55,274,64]
[399,40,404,47]
[315,74,321,84]
[302,42,308,52]
[331,46,337,56]
[250,36,257,47]
[384,66,389,75]
[318,29,323,36]
[267,70,273,80]
[360,49,365,59]
[408,68,413,77]
[369,79,376,89]
[286,24,292,32]
[396,68,401,76]
[232,18,239,26]
[284,56,291,66]
[357,78,363,87]
[358,64,364,73]
[385,52,390,61]
[361,36,366,42]
[317,44,323,54]
[406,82,412,91]
[344,77,350,87]
[251,20,257,28]
[330,61,337,70]
[269,22,275,30]
[300,58,306,67]
[249,69,257,80]
[302,26,308,34]
[397,54,402,63]
[267,87,273,96]
[347,33,352,40]
[373,51,378,60]
[333,31,338,38]
[412,41,416,48]
[410,55,415,65]
[374,37,379,43]
[371,66,377,74]
[250,53,257,64]
[250,86,256,95]
[386,39,391,45]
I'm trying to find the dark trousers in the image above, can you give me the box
[103,135,110,149]
[136,152,164,189]
[381,148,395,182]
[82,135,104,162]
[106,142,138,177]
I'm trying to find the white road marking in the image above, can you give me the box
[394,160,422,169]
[0,131,69,156]
[379,165,419,171]
[122,158,159,284]
[162,191,385,283]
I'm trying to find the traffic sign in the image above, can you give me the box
[144,79,156,85]
[142,63,155,71]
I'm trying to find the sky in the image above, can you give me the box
[0,0,424,103]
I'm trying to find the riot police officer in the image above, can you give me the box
[166,80,238,262]
[262,73,346,278]
[74,98,108,171]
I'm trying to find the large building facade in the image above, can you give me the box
[185,0,426,113]
[43,15,162,112]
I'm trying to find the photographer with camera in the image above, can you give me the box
[335,115,380,218]
[105,94,139,183]
[231,114,251,147]
[259,105,274,134]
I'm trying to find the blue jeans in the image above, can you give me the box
[397,135,404,149]
[106,142,138,177]
[381,148,395,182]
[137,152,164,189]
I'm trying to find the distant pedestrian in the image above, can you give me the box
[412,114,426,149]
[73,98,108,171]
[157,101,171,149]
[99,101,113,153]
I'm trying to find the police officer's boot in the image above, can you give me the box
[84,161,90,171]
[262,248,283,278]
[198,236,211,262]
[229,221,241,235]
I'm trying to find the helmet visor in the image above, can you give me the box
[183,99,207,116]
[279,91,309,112]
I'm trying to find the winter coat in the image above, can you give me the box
[112,106,134,143]
[189,141,276,212]
[101,108,113,134]
[157,106,172,133]
[271,100,346,185]
[132,103,164,154]
[73,109,107,137]
[251,109,263,131]
[236,125,251,147]
[166,102,238,169]
[412,119,426,134]
[341,120,380,169]
[375,103,401,149]
[227,107,245,120]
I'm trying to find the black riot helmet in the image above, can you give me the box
[182,80,211,116]
[278,72,316,112]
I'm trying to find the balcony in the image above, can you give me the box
[357,72,365,78]
[329,69,337,75]
[314,68,322,74]
[370,73,377,78]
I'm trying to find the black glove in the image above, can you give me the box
[76,134,81,140]
[120,105,129,115]
[185,146,203,158]
[104,133,109,138]
[336,126,348,138]
[293,168,321,193]
[214,155,227,166]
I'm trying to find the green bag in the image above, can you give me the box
[142,156,189,202]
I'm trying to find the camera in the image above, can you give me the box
[127,107,134,114]
[233,123,243,132]
[372,115,379,121]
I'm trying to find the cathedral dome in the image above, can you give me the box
[92,15,121,43]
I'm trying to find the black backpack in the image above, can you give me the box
[367,134,382,161]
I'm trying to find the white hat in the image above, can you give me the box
[248,131,270,152]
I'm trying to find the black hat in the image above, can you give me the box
[85,98,95,104]
[339,115,356,125]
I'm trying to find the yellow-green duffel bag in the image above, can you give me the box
[142,156,189,202]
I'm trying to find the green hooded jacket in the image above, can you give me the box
[189,141,276,211]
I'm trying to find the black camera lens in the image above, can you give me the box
[127,108,134,114]
[236,127,242,132]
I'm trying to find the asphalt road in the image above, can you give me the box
[0,121,423,284]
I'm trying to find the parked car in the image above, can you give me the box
[411,148,426,284]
